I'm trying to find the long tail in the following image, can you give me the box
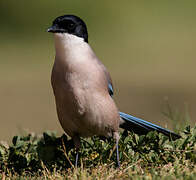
[119,112,181,140]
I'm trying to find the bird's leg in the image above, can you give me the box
[116,139,120,167]
[113,132,120,167]
[75,148,79,168]
[73,135,80,168]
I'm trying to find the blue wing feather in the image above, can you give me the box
[107,82,180,139]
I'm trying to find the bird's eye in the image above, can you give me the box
[68,23,75,29]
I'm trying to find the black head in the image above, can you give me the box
[47,15,88,43]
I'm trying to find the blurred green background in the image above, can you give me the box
[1,0,196,142]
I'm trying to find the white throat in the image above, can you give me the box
[54,33,84,46]
[54,33,92,64]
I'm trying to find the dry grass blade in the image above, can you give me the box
[61,138,74,169]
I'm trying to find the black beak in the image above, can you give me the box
[47,25,66,33]
[47,25,57,33]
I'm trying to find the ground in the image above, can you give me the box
[0,126,195,179]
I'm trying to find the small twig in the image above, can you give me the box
[109,144,116,160]
[123,151,129,160]
[40,161,50,180]
[61,138,74,168]
[106,169,119,180]
[1,172,5,180]
[122,160,142,173]
[164,148,195,152]
[106,162,115,168]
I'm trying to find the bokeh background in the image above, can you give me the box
[1,0,196,142]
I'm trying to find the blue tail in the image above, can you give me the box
[119,112,180,139]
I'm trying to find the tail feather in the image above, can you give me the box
[119,112,181,140]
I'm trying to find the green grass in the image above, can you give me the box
[0,126,195,179]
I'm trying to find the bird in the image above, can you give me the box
[47,14,180,167]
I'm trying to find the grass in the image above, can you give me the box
[0,126,195,179]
